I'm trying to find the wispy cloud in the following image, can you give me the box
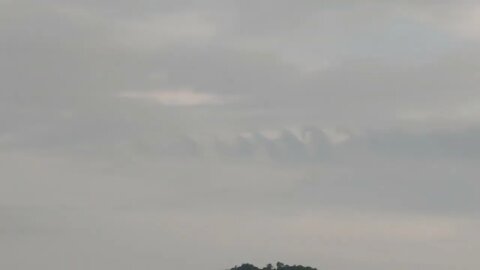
[411,3,480,40]
[398,99,480,123]
[119,89,224,106]
[112,12,218,51]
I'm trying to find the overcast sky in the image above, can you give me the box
[2,1,480,269]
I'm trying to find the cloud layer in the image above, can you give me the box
[1,1,480,270]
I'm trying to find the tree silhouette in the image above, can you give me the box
[229,262,317,270]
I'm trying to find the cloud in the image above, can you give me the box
[111,11,218,51]
[215,127,337,162]
[366,126,480,160]
[3,1,480,269]
[119,89,224,106]
[398,99,480,124]
[408,3,480,40]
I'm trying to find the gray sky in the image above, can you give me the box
[1,1,480,269]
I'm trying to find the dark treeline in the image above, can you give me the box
[229,262,317,270]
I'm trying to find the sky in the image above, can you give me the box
[1,1,480,269]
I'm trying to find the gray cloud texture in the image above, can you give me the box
[1,1,480,269]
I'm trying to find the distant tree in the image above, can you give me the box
[263,263,273,270]
[229,262,317,270]
[230,263,260,270]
